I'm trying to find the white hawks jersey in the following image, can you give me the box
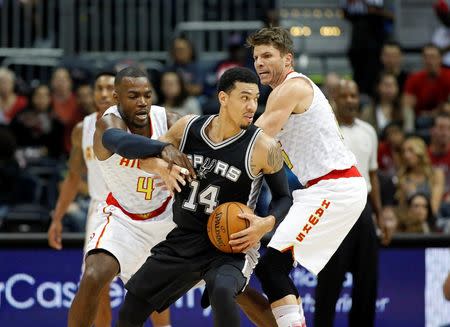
[82,112,109,201]
[97,105,171,214]
[276,71,356,185]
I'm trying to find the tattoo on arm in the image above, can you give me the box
[267,141,284,173]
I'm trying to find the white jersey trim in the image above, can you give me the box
[200,115,246,150]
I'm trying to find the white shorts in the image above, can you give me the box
[83,199,104,254]
[85,203,176,283]
[268,176,367,276]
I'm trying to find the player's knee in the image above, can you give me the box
[255,248,298,303]
[208,274,239,305]
[82,253,118,289]
[255,248,292,283]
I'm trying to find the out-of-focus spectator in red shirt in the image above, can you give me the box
[403,44,450,119]
[377,122,405,178]
[50,67,83,153]
[0,67,28,124]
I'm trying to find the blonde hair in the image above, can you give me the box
[396,136,433,205]
[0,67,15,82]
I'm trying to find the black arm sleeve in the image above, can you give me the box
[265,166,293,227]
[102,128,170,159]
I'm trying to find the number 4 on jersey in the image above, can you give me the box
[136,177,154,200]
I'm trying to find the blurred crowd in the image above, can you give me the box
[0,1,449,239]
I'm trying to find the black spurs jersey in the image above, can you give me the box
[173,115,263,232]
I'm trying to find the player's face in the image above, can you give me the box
[224,82,259,130]
[94,75,115,113]
[253,44,291,87]
[115,77,152,128]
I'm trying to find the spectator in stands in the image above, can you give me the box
[315,79,395,327]
[432,0,450,68]
[50,67,83,153]
[321,72,341,109]
[167,36,204,96]
[428,112,450,217]
[377,122,405,179]
[0,125,19,219]
[10,85,65,159]
[158,70,201,116]
[397,192,436,233]
[0,67,28,124]
[429,113,450,184]
[76,84,95,115]
[403,44,450,119]
[215,33,248,81]
[380,41,409,91]
[361,72,405,134]
[396,136,445,216]
[342,0,393,95]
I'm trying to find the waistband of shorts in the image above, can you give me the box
[106,192,172,221]
[305,166,361,188]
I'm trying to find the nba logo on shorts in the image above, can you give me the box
[89,232,95,241]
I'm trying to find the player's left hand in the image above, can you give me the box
[228,213,273,253]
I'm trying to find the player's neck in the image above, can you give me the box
[207,115,241,143]
[270,68,294,89]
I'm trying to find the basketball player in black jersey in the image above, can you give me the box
[116,67,292,327]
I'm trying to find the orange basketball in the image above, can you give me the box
[207,202,253,253]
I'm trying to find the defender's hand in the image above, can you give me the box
[140,158,189,195]
[161,144,196,180]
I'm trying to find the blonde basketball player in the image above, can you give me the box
[232,27,367,327]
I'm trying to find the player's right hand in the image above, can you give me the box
[161,144,196,180]
[48,219,63,250]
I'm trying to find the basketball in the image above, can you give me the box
[207,202,253,253]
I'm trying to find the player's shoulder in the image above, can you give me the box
[276,75,312,98]
[253,129,278,152]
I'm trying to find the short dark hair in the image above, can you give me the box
[246,27,294,56]
[423,43,442,56]
[382,40,402,50]
[115,66,148,87]
[94,70,116,82]
[217,67,258,93]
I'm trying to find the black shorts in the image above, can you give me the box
[125,227,248,312]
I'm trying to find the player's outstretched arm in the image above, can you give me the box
[255,79,310,137]
[48,122,86,250]
[158,114,197,179]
